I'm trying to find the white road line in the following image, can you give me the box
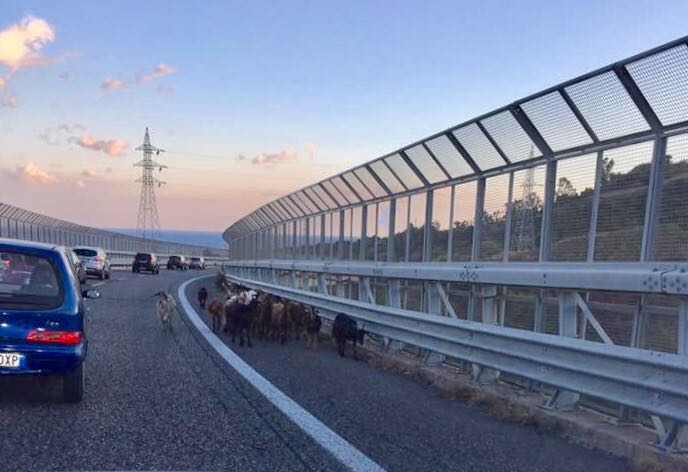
[90,282,105,287]
[178,277,386,472]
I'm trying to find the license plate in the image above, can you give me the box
[0,352,24,368]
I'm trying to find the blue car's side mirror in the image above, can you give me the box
[82,289,101,299]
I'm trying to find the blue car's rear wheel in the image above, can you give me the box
[63,362,84,403]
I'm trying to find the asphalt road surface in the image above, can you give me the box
[0,270,631,471]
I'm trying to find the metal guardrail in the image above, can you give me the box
[222,258,688,450]
[225,259,688,294]
[224,271,688,425]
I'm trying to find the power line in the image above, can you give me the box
[166,150,230,159]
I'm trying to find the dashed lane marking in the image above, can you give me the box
[178,277,386,472]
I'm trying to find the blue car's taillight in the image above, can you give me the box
[27,330,83,345]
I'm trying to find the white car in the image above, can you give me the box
[73,246,111,280]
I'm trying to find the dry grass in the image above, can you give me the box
[633,456,665,472]
[366,351,564,435]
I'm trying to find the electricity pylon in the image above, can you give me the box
[134,127,166,239]
[511,146,537,252]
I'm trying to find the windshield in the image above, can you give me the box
[0,251,64,309]
[136,253,151,261]
[74,249,97,257]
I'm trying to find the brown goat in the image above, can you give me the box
[207,298,224,333]
[286,301,309,341]
[270,297,289,344]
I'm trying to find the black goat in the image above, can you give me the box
[331,313,365,359]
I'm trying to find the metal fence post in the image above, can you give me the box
[468,178,485,321]
[359,205,368,261]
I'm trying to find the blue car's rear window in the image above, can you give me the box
[0,250,65,309]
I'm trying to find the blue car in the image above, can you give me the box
[0,239,100,402]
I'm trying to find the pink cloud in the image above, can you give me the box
[72,133,128,156]
[0,93,18,108]
[137,63,177,83]
[101,77,124,91]
[3,161,58,185]
[252,149,298,167]
[80,168,101,178]
[101,63,177,91]
[0,16,56,72]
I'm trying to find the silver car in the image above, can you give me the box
[73,246,111,280]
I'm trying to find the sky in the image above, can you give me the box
[1,0,687,231]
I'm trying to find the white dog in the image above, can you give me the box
[154,291,177,331]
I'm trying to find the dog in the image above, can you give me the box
[153,291,176,331]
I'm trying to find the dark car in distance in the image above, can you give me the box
[167,255,188,271]
[132,253,159,274]
[0,238,100,402]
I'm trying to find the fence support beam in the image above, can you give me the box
[544,291,580,411]
[472,285,501,384]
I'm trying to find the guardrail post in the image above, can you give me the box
[543,291,580,411]
[384,278,403,352]
[423,281,446,366]
[472,285,500,383]
[317,273,328,294]
[653,299,688,451]
[359,277,374,304]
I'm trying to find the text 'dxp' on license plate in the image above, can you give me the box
[0,353,24,368]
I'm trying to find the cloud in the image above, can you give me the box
[40,124,126,156]
[103,63,177,92]
[3,161,57,185]
[0,93,18,108]
[137,63,177,83]
[58,71,69,80]
[101,77,124,91]
[80,168,101,178]
[39,123,84,144]
[72,133,128,156]
[252,149,298,167]
[0,16,56,72]
[0,16,63,109]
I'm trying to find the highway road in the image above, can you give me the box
[0,269,630,471]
